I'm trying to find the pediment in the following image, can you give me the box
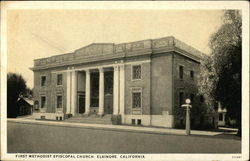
[74,43,114,57]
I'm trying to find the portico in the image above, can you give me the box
[65,64,125,119]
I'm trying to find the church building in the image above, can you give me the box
[31,36,212,128]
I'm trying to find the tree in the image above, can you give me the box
[199,10,242,135]
[7,73,27,118]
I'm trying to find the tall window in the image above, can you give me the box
[179,66,184,79]
[132,65,142,80]
[179,92,184,106]
[57,74,63,85]
[56,95,62,108]
[132,91,142,108]
[200,95,204,103]
[190,94,194,103]
[41,96,46,108]
[41,76,46,86]
[190,70,194,79]
[219,113,223,121]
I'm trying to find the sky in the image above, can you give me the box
[7,10,223,88]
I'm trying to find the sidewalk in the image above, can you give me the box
[8,117,231,137]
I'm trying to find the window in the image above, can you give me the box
[132,65,142,80]
[190,70,194,79]
[200,95,204,103]
[179,66,183,79]
[56,95,62,108]
[41,76,46,86]
[137,119,142,125]
[132,119,136,125]
[41,96,46,108]
[179,92,184,106]
[57,74,63,85]
[190,94,194,103]
[219,113,223,121]
[132,91,142,108]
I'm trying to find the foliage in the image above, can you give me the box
[7,72,27,117]
[198,10,242,135]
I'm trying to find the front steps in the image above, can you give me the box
[65,114,112,125]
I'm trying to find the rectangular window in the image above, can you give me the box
[57,95,62,108]
[41,96,46,108]
[179,92,184,106]
[200,95,204,103]
[190,94,194,103]
[137,119,142,125]
[219,113,223,121]
[190,70,194,79]
[41,76,46,86]
[132,65,142,80]
[57,74,63,85]
[132,92,141,108]
[179,66,183,79]
[132,119,136,125]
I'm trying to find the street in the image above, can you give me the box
[7,122,241,153]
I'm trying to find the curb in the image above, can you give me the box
[7,118,186,136]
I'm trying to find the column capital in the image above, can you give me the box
[119,64,125,70]
[114,65,119,71]
[85,69,90,74]
[98,67,104,73]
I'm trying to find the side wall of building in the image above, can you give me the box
[150,53,174,127]
[172,52,215,129]
[124,57,151,125]
[33,66,68,117]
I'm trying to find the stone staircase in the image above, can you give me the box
[65,114,112,125]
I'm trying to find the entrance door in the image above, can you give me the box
[78,93,85,114]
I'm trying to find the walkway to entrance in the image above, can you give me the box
[65,114,112,125]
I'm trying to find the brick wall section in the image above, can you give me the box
[124,61,151,115]
[172,52,201,127]
[33,66,68,114]
[151,53,173,115]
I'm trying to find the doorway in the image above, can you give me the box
[78,92,85,114]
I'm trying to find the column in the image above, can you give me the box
[66,69,71,114]
[71,70,77,115]
[98,67,104,116]
[119,64,125,122]
[85,69,90,115]
[113,65,119,115]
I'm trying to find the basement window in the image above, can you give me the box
[137,119,142,125]
[132,119,136,125]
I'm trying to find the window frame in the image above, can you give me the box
[131,64,142,81]
[40,96,46,109]
[219,113,223,121]
[131,88,142,114]
[190,70,194,79]
[179,91,184,106]
[56,73,63,86]
[41,75,46,87]
[56,94,63,109]
[179,65,184,79]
